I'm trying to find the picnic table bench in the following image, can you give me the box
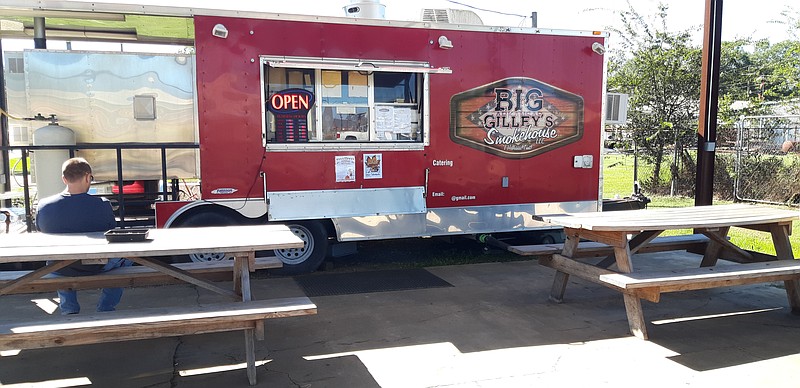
[508,234,711,258]
[536,204,800,340]
[0,256,284,294]
[0,297,316,350]
[0,225,317,385]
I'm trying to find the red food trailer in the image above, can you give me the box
[1,3,608,274]
[157,13,606,273]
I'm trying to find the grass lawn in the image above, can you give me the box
[602,153,637,198]
[603,153,800,257]
[8,157,28,173]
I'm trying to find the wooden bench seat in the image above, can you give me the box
[0,257,283,295]
[599,260,800,302]
[0,296,317,351]
[509,234,710,257]
[1,296,317,386]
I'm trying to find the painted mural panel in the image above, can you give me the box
[450,77,584,159]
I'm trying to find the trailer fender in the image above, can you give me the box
[161,201,256,229]
[169,205,244,228]
[165,204,248,262]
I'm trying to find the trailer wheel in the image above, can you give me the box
[171,208,239,263]
[539,234,556,244]
[273,221,329,275]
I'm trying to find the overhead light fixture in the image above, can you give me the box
[212,24,228,39]
[591,42,605,55]
[438,35,453,49]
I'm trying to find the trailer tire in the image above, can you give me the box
[170,208,240,263]
[539,234,556,244]
[273,221,329,275]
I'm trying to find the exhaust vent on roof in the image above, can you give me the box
[421,9,483,25]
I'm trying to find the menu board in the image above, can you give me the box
[376,106,415,140]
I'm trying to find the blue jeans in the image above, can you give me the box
[48,258,133,315]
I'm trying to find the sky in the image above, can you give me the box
[1,0,796,51]
[267,0,796,43]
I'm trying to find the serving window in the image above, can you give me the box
[262,56,447,147]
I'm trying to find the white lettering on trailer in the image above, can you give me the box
[451,195,476,202]
[432,159,454,167]
[431,192,445,197]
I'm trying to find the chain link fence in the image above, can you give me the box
[605,115,800,208]
[733,115,800,206]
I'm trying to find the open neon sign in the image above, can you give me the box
[268,89,314,114]
[268,89,315,142]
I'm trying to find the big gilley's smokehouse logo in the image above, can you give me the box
[450,77,584,159]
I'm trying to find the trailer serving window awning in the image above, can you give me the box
[265,57,452,74]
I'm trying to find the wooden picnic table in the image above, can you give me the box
[536,204,800,340]
[0,224,312,385]
[0,225,302,298]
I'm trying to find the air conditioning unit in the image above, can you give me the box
[421,9,483,25]
[605,93,629,125]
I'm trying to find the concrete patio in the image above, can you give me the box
[1,252,799,387]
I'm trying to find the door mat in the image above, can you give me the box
[294,268,453,297]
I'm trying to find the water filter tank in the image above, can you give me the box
[32,123,76,199]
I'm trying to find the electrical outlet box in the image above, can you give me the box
[573,155,593,169]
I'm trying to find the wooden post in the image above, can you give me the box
[549,229,580,303]
[614,242,648,340]
[770,223,800,313]
[237,254,259,386]
[700,227,729,267]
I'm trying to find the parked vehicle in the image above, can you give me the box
[1,2,607,274]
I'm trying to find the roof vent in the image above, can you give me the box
[421,9,483,25]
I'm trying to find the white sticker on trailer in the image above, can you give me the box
[211,188,238,195]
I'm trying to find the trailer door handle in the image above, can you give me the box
[424,168,429,198]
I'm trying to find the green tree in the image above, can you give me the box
[718,7,800,144]
[776,5,800,40]
[606,2,701,195]
[751,40,800,102]
[716,39,770,133]
[725,7,800,114]
[605,3,799,200]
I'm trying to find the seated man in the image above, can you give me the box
[36,157,132,315]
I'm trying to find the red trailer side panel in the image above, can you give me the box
[193,15,603,208]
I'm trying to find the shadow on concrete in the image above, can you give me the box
[2,254,800,387]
